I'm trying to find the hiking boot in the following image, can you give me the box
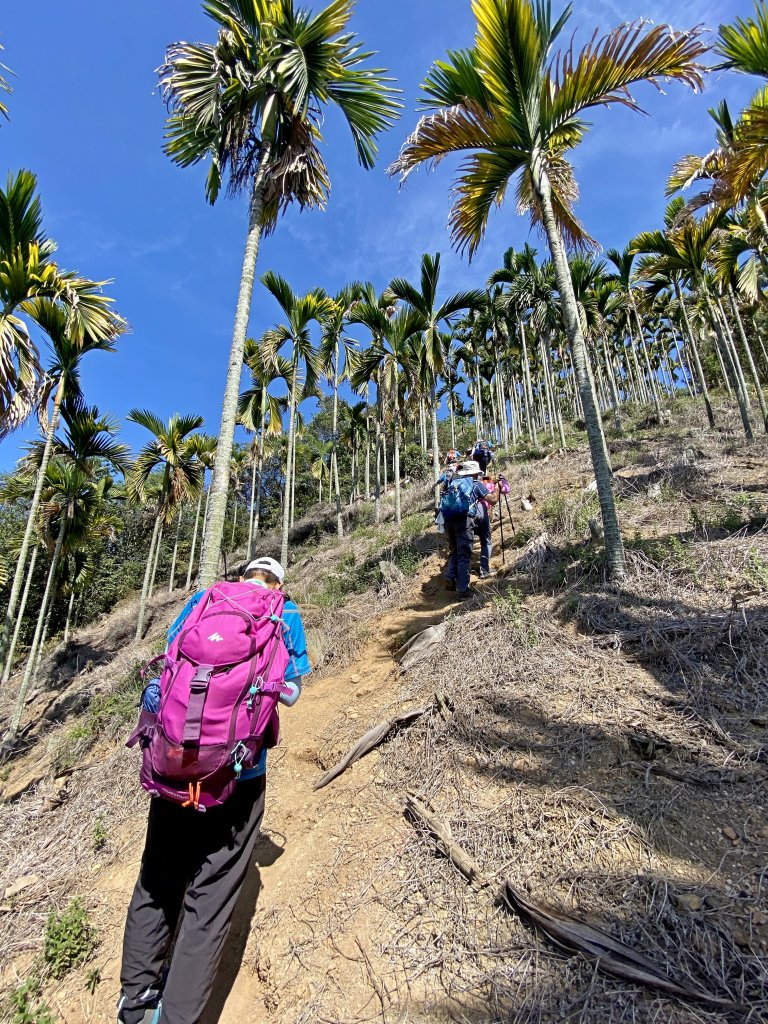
[118,1003,162,1024]
[456,589,473,601]
[478,569,494,579]
[443,578,457,591]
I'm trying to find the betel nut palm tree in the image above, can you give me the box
[260,271,333,567]
[160,0,401,587]
[391,0,708,581]
[3,408,127,742]
[632,206,755,440]
[320,284,363,538]
[128,411,205,639]
[349,304,422,526]
[389,253,482,506]
[0,171,125,671]
[239,338,291,556]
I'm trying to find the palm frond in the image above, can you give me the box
[717,1,768,76]
[544,20,706,132]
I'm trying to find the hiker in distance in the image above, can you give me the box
[118,557,310,1024]
[440,460,499,600]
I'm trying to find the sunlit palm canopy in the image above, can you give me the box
[23,405,131,477]
[391,0,706,259]
[389,252,483,374]
[240,337,292,434]
[0,171,126,438]
[631,207,723,290]
[260,270,334,398]
[159,0,401,229]
[708,3,768,202]
[127,410,205,520]
[348,303,423,405]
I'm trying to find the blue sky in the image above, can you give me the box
[0,0,756,469]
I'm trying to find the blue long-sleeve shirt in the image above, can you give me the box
[166,584,311,777]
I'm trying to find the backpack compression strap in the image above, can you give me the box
[182,665,215,747]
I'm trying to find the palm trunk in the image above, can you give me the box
[631,334,647,402]
[364,397,371,500]
[280,365,299,568]
[629,294,662,420]
[702,286,752,439]
[0,374,66,669]
[230,499,238,550]
[332,343,343,538]
[430,388,440,510]
[602,339,623,433]
[135,510,163,640]
[374,386,382,523]
[717,295,752,412]
[290,432,297,527]
[253,429,265,539]
[393,414,402,526]
[32,595,55,688]
[674,281,714,428]
[63,589,75,646]
[518,319,536,442]
[247,443,258,558]
[2,545,39,684]
[169,509,184,593]
[6,523,65,743]
[728,285,768,431]
[149,525,164,600]
[198,143,272,588]
[186,486,204,590]
[474,363,484,436]
[533,161,625,579]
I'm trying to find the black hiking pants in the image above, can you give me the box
[119,776,266,1024]
[445,513,475,593]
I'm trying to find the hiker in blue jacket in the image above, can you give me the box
[118,556,310,1024]
[441,461,498,600]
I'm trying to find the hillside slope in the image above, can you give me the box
[1,404,766,1024]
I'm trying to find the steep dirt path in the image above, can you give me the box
[70,547,485,1024]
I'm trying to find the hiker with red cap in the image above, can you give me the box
[118,557,310,1024]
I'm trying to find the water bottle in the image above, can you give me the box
[142,680,162,713]
[279,678,302,707]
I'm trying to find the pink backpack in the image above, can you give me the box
[127,582,290,811]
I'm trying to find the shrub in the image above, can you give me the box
[539,491,599,538]
[43,899,96,979]
[491,591,539,646]
[401,443,431,482]
[6,979,55,1024]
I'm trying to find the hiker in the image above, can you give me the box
[118,556,310,1024]
[440,460,498,600]
[476,475,497,578]
[471,439,494,474]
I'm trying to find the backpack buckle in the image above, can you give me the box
[246,677,263,711]
[231,741,248,778]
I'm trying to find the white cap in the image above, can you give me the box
[457,460,482,477]
[244,556,285,584]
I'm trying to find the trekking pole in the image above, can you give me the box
[497,497,506,564]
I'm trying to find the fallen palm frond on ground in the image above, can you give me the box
[314,704,433,790]
[401,794,748,1012]
[500,882,748,1013]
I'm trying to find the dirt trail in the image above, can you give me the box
[74,548,477,1024]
